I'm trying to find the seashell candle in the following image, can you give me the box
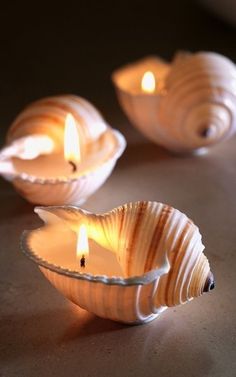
[0,95,126,205]
[21,201,214,325]
[112,52,236,154]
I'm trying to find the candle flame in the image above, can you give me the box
[141,71,156,93]
[64,113,81,164]
[77,224,89,268]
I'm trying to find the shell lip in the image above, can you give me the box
[20,228,170,287]
[112,80,162,99]
[112,76,163,99]
[1,128,126,184]
[111,55,168,98]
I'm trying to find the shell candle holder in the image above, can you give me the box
[21,201,214,325]
[0,95,126,205]
[112,52,236,154]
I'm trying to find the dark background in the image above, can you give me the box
[0,0,235,141]
[0,3,236,377]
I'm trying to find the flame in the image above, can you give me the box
[141,71,156,93]
[76,224,89,264]
[64,114,81,164]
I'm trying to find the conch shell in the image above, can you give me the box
[112,52,236,153]
[21,201,214,324]
[0,95,126,205]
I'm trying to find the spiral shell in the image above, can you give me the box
[21,201,214,324]
[0,95,126,205]
[112,52,236,153]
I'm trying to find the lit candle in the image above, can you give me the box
[77,224,89,268]
[0,95,126,205]
[112,56,168,96]
[64,113,81,173]
[22,201,214,324]
[112,56,169,147]
[5,113,82,179]
[113,53,236,154]
[75,224,124,276]
[141,71,156,93]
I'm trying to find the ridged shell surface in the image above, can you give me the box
[21,201,213,324]
[0,95,126,205]
[7,95,107,149]
[11,156,119,205]
[159,52,236,152]
[112,52,236,153]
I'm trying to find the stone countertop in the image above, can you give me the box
[0,1,236,376]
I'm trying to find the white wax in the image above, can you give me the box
[77,239,124,277]
[32,225,124,278]
[12,153,78,178]
[9,131,117,179]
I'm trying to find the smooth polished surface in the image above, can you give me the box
[0,1,236,376]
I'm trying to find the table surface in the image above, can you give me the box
[0,1,236,376]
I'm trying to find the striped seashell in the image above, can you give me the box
[7,95,108,150]
[0,95,126,205]
[112,52,236,154]
[21,201,214,324]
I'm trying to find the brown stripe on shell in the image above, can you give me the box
[99,215,113,254]
[118,206,126,239]
[9,114,64,136]
[127,202,148,276]
[165,221,191,307]
[69,96,103,121]
[27,99,91,139]
[144,205,173,273]
[117,206,126,263]
[170,219,199,304]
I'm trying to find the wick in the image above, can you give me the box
[80,255,86,268]
[69,160,77,173]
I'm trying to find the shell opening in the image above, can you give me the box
[199,125,217,139]
[203,271,215,292]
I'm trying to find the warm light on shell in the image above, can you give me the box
[21,201,214,324]
[112,52,236,154]
[0,95,126,205]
